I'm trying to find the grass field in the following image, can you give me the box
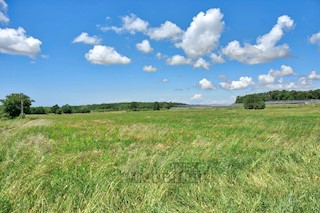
[0,105,320,212]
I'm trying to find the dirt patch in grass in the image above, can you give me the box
[21,119,52,128]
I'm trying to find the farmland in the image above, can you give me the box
[0,105,320,212]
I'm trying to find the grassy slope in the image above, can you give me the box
[0,105,320,212]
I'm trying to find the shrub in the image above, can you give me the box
[153,102,160,110]
[61,104,72,114]
[244,95,265,110]
[51,104,60,114]
[30,106,47,114]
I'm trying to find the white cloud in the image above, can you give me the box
[160,78,168,83]
[210,53,225,64]
[258,74,275,85]
[220,76,254,90]
[143,65,157,72]
[102,14,149,34]
[136,39,153,53]
[148,21,183,41]
[166,54,192,65]
[85,45,131,65]
[0,12,8,24]
[193,58,210,70]
[222,15,294,64]
[156,52,162,59]
[269,65,294,77]
[176,8,224,58]
[191,94,203,100]
[0,27,42,57]
[299,77,311,86]
[308,32,320,46]
[199,78,215,90]
[0,0,7,10]
[0,0,9,24]
[258,65,294,85]
[308,70,320,80]
[266,82,296,90]
[73,32,102,45]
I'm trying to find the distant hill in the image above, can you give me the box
[235,89,320,103]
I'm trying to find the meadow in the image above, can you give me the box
[0,105,319,212]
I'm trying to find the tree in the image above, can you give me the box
[153,102,160,110]
[30,106,47,114]
[243,95,265,110]
[61,104,72,114]
[0,93,33,118]
[129,102,139,111]
[51,104,60,114]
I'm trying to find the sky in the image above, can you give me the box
[0,0,320,106]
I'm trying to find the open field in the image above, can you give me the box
[0,105,320,212]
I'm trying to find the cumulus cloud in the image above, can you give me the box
[102,14,149,34]
[0,27,42,57]
[176,8,224,58]
[258,74,275,85]
[85,45,131,65]
[166,54,192,65]
[193,58,210,70]
[148,21,183,41]
[269,65,294,77]
[136,39,153,53]
[73,32,102,45]
[266,82,296,90]
[220,76,254,90]
[308,70,320,80]
[191,94,203,100]
[299,77,311,86]
[0,0,9,24]
[210,53,225,64]
[308,32,320,47]
[199,78,215,90]
[222,15,294,64]
[143,65,157,72]
[160,78,169,83]
[258,65,294,85]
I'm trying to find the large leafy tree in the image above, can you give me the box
[0,93,33,118]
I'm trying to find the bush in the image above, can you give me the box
[51,104,60,114]
[30,106,47,114]
[153,102,160,110]
[61,104,72,114]
[55,108,62,114]
[244,95,265,110]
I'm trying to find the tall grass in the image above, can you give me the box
[0,105,319,212]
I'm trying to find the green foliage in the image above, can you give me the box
[26,102,184,115]
[30,106,48,114]
[0,93,33,119]
[244,95,265,110]
[50,104,60,114]
[236,89,320,103]
[55,108,62,114]
[153,101,160,110]
[129,102,139,111]
[61,104,72,114]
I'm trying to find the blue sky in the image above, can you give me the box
[1,0,320,106]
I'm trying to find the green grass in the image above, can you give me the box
[0,105,320,212]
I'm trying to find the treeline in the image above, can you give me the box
[236,89,320,103]
[28,102,185,114]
